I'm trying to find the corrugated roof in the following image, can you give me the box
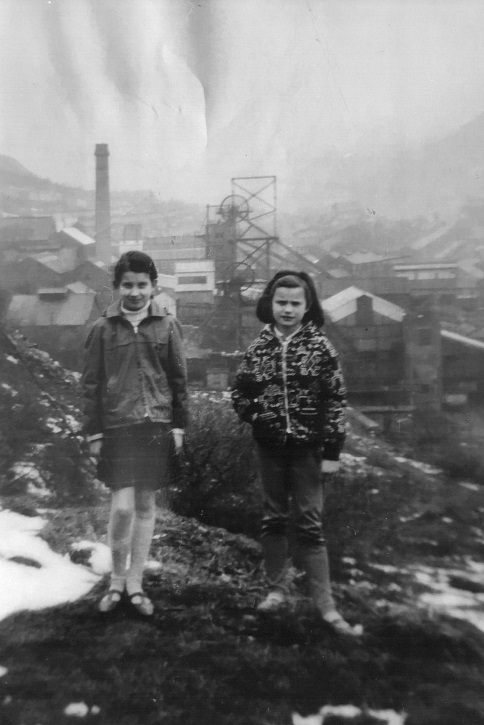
[7,292,96,326]
[59,227,95,246]
[322,286,406,322]
[441,330,484,351]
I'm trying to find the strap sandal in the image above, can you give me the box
[98,589,123,614]
[322,611,363,638]
[127,592,154,617]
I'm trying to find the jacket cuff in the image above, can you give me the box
[86,433,104,442]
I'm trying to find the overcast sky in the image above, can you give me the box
[1,0,484,209]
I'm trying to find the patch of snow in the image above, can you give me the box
[64,702,89,717]
[394,456,441,475]
[412,563,484,632]
[27,481,51,498]
[399,512,423,523]
[293,705,407,724]
[442,517,453,524]
[10,462,44,485]
[0,510,100,622]
[370,563,399,574]
[1,383,18,396]
[144,560,163,574]
[340,453,367,464]
[91,705,101,715]
[64,414,82,432]
[70,541,111,575]
[342,557,356,566]
[0,666,7,677]
[465,559,484,575]
[370,488,380,494]
[46,418,63,433]
[459,482,480,491]
[6,355,19,364]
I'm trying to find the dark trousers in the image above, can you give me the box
[256,442,335,614]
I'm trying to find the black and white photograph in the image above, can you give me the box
[1,1,484,724]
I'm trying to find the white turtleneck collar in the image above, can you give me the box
[121,299,151,332]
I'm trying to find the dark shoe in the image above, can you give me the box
[98,589,123,614]
[127,592,154,617]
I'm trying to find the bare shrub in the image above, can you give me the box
[169,392,262,537]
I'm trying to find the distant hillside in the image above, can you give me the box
[0,154,72,191]
[0,154,35,180]
[286,112,484,220]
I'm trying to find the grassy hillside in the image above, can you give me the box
[1,330,484,724]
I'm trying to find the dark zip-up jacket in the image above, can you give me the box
[81,300,188,436]
[232,322,346,460]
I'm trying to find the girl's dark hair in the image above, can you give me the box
[256,270,325,326]
[113,251,158,288]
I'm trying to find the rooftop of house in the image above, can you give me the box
[58,227,96,247]
[30,252,67,273]
[0,216,56,245]
[394,262,457,270]
[342,251,386,265]
[7,289,97,326]
[410,218,457,251]
[441,329,484,352]
[322,285,406,323]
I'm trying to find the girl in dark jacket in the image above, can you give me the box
[82,251,188,616]
[232,271,361,636]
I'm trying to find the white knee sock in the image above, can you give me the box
[108,491,134,592]
[126,511,156,595]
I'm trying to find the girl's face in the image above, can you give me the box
[119,271,155,311]
[272,285,308,335]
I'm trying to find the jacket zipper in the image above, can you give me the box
[125,316,150,419]
[280,338,292,436]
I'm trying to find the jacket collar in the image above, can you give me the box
[261,321,317,342]
[105,298,167,319]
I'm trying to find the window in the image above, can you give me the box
[178,275,208,285]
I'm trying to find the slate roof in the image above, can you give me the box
[7,290,97,326]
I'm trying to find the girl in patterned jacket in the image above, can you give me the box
[232,270,361,636]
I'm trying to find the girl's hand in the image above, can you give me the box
[89,439,103,459]
[172,429,185,455]
[321,459,340,474]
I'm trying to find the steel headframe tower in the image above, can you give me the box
[204,176,278,350]
[205,175,278,287]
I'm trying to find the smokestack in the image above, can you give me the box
[95,143,111,267]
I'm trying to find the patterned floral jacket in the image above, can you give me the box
[232,322,347,460]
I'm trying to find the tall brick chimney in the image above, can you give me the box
[95,143,111,267]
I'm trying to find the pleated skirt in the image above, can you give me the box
[97,422,173,491]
